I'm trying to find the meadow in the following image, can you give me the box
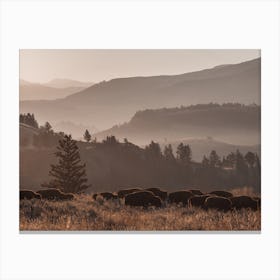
[20,188,261,231]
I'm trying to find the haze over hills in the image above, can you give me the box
[52,121,98,139]
[19,79,93,101]
[43,78,93,89]
[94,104,260,146]
[20,58,260,129]
[19,123,260,191]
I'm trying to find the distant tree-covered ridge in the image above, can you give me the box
[123,103,260,128]
[94,103,260,145]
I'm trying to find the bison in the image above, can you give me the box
[37,189,74,201]
[93,192,118,200]
[209,190,233,198]
[117,188,142,198]
[204,196,232,211]
[20,190,41,200]
[63,193,75,200]
[168,191,193,206]
[230,196,259,211]
[145,188,168,201]
[253,197,261,209]
[189,195,210,208]
[189,189,203,196]
[125,191,162,208]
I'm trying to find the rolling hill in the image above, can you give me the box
[94,103,261,146]
[20,58,261,130]
[20,79,93,101]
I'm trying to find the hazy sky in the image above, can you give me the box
[20,49,260,84]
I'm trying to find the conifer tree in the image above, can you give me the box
[209,150,221,167]
[46,134,90,193]
[145,141,162,159]
[83,129,91,142]
[176,143,192,163]
[244,151,256,168]
[163,144,175,161]
[44,121,53,133]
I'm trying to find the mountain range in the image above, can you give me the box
[20,58,261,130]
[19,79,93,101]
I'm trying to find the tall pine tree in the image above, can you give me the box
[45,134,90,193]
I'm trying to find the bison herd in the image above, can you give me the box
[92,188,261,211]
[20,187,261,211]
[20,189,74,201]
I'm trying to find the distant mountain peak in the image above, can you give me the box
[44,78,94,89]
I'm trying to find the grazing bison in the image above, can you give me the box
[63,193,75,200]
[209,190,233,198]
[145,188,168,201]
[189,189,203,195]
[253,197,261,209]
[93,192,118,200]
[189,195,210,208]
[125,191,162,208]
[117,188,142,198]
[230,196,259,211]
[168,191,193,206]
[20,190,41,200]
[37,189,74,200]
[204,196,232,211]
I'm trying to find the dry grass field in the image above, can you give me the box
[20,188,261,231]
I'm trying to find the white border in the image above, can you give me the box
[1,1,280,279]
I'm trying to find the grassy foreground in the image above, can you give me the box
[20,194,261,231]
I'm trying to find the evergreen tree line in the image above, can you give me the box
[81,135,260,192]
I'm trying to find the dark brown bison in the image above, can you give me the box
[37,189,74,200]
[117,188,142,198]
[189,189,203,195]
[168,191,193,206]
[125,191,162,208]
[145,188,168,201]
[230,196,259,211]
[63,193,75,200]
[209,190,233,198]
[189,195,210,208]
[204,196,232,211]
[93,192,118,200]
[253,197,261,209]
[20,190,41,200]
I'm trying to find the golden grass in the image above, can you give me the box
[20,194,261,231]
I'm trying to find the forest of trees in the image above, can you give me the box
[20,114,261,192]
[20,113,39,128]
[81,136,261,192]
